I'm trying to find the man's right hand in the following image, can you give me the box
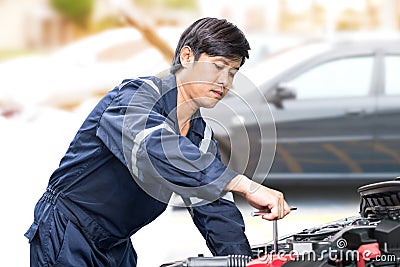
[226,175,291,220]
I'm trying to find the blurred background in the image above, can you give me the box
[2,0,400,57]
[1,0,400,266]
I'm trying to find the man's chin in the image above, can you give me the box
[202,100,219,109]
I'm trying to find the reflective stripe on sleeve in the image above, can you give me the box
[140,78,160,94]
[131,123,173,176]
[186,191,234,206]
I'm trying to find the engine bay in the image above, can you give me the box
[161,179,400,267]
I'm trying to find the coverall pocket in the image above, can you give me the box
[52,220,73,266]
[24,222,39,243]
[41,209,69,266]
[53,220,111,267]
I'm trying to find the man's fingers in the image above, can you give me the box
[283,202,291,216]
[256,206,296,220]
[276,195,286,219]
[262,212,277,220]
[262,205,282,220]
[279,200,285,219]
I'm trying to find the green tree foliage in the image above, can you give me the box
[164,0,196,9]
[50,0,94,28]
[133,0,196,10]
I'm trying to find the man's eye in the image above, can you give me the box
[214,64,224,70]
[229,71,237,78]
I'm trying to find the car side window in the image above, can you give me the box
[286,57,373,99]
[384,55,400,95]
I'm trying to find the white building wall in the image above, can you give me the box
[0,0,40,50]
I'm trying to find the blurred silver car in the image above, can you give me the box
[203,36,400,184]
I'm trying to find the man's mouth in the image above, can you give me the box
[211,90,223,98]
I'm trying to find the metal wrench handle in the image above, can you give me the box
[273,220,278,253]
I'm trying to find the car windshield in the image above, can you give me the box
[233,42,331,95]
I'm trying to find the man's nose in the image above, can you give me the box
[216,69,229,89]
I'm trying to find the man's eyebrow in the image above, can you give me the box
[217,58,240,71]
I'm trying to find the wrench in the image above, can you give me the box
[251,207,297,253]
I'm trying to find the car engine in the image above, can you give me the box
[161,179,400,267]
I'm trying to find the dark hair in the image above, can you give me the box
[171,17,250,74]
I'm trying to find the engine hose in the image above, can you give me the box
[185,255,252,267]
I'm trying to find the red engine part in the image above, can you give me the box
[246,254,296,267]
[356,242,381,267]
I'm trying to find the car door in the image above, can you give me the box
[264,51,378,181]
[373,51,400,178]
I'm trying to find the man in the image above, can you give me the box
[25,17,290,266]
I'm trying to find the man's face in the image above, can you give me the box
[180,53,241,108]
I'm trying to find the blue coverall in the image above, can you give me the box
[25,74,251,266]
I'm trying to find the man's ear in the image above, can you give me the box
[179,46,195,67]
